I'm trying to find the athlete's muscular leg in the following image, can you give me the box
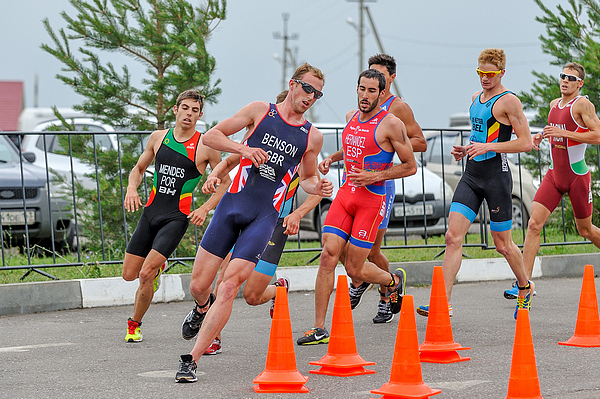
[368,228,390,297]
[344,243,395,287]
[314,233,346,329]
[124,250,166,322]
[189,247,226,310]
[243,271,276,306]
[522,202,552,279]
[491,230,529,296]
[190,258,255,361]
[575,216,600,248]
[442,212,472,301]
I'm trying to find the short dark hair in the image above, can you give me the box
[358,69,386,92]
[368,53,396,76]
[565,62,585,80]
[176,89,205,110]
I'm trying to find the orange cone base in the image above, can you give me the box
[419,349,471,364]
[558,335,600,347]
[309,354,376,376]
[371,381,442,399]
[253,370,309,393]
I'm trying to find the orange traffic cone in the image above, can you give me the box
[559,264,600,347]
[371,294,441,399]
[505,309,543,399]
[253,286,309,393]
[419,266,470,363]
[309,274,376,376]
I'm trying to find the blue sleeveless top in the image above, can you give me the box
[468,91,514,162]
[229,103,311,213]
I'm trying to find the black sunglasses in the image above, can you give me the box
[559,72,582,82]
[293,79,323,99]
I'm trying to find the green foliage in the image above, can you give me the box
[520,0,600,233]
[41,0,227,130]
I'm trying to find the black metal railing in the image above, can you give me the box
[1,127,598,280]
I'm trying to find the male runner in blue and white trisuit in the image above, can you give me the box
[175,63,333,383]
[417,48,534,319]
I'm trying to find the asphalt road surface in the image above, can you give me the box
[1,276,600,399]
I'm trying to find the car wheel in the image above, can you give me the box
[315,202,331,240]
[511,198,529,230]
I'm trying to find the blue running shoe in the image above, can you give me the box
[504,281,519,299]
[416,304,453,317]
[514,280,535,320]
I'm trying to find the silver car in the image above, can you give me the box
[297,125,453,238]
[0,134,72,251]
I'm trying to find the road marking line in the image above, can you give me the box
[0,343,75,353]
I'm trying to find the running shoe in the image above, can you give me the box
[505,280,536,299]
[204,338,222,355]
[175,354,197,383]
[372,300,394,324]
[153,261,167,292]
[296,327,330,345]
[125,317,142,342]
[349,281,373,309]
[504,281,519,299]
[181,293,215,340]
[388,268,406,314]
[416,303,453,317]
[514,280,535,320]
[270,277,290,318]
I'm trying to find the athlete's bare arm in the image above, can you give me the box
[466,93,532,158]
[389,100,426,152]
[542,97,600,145]
[282,194,322,235]
[124,129,167,212]
[298,126,333,197]
[202,101,270,167]
[188,148,232,226]
[346,116,417,187]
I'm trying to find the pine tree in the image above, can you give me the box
[39,0,226,257]
[42,0,226,130]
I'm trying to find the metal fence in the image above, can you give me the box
[1,128,598,279]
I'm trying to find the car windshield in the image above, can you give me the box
[0,136,20,163]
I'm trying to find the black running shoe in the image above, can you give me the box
[349,281,373,309]
[296,327,330,345]
[372,300,394,323]
[388,268,406,314]
[175,354,197,383]
[181,293,215,340]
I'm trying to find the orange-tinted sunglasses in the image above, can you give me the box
[476,68,502,78]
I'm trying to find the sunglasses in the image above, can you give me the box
[294,79,323,99]
[476,68,502,78]
[559,72,582,82]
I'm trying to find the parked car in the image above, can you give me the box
[0,134,72,251]
[296,125,454,238]
[20,118,118,190]
[421,128,539,229]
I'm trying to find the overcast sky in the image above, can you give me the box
[1,0,564,128]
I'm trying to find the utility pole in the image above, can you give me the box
[364,6,402,97]
[347,0,376,75]
[273,13,298,91]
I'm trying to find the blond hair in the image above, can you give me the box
[291,62,325,85]
[478,48,506,70]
